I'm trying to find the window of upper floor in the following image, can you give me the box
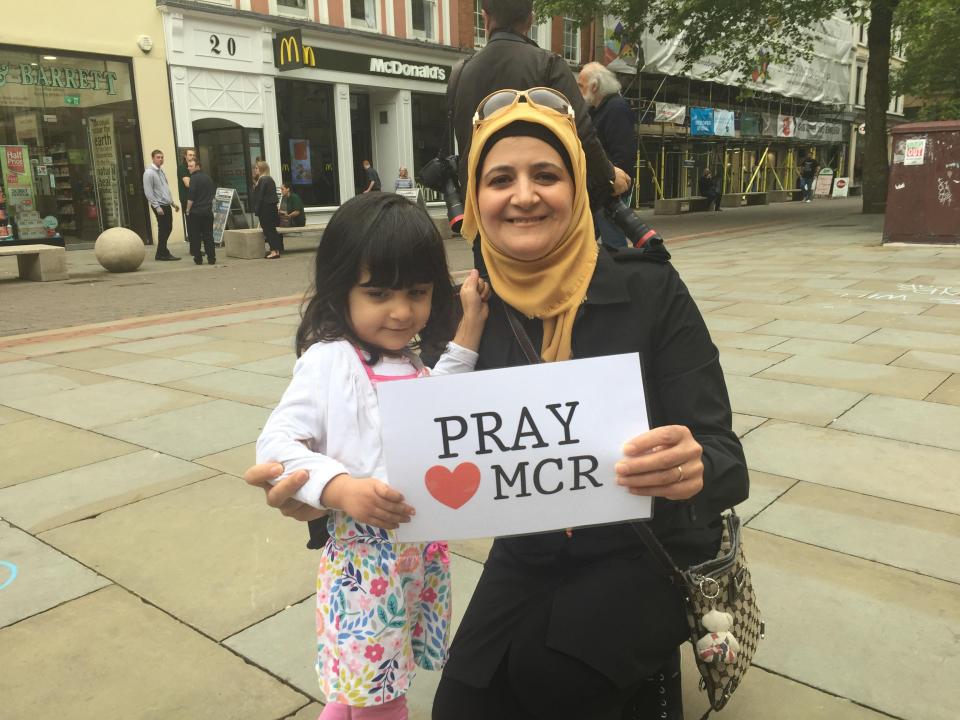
[562,17,580,63]
[350,0,379,30]
[277,0,310,18]
[410,0,438,41]
[854,64,866,107]
[527,18,551,51]
[474,0,486,48]
[888,94,903,114]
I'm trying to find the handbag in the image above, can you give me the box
[632,514,764,718]
[499,297,763,718]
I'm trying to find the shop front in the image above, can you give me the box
[0,46,148,246]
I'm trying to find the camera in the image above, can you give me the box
[418,155,464,234]
[601,197,666,253]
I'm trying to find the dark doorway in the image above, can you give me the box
[193,119,264,216]
[350,92,372,194]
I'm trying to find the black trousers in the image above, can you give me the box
[260,208,283,253]
[152,205,173,255]
[187,213,215,261]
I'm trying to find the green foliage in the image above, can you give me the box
[893,0,960,119]
[534,0,862,82]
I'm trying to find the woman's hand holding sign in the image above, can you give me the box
[615,425,704,500]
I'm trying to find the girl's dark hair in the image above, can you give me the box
[296,192,456,360]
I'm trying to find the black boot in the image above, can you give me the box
[623,649,684,720]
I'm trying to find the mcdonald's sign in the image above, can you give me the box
[274,29,316,71]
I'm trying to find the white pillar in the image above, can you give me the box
[335,83,355,203]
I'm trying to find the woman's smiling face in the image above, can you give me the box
[476,136,574,261]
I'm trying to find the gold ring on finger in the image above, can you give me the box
[676,465,684,483]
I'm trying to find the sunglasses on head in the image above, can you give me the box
[473,87,576,126]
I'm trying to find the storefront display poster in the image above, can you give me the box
[1,145,37,221]
[289,138,313,184]
[88,114,121,228]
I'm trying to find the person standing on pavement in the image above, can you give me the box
[577,61,636,248]
[252,161,283,259]
[177,148,196,243]
[699,167,722,211]
[361,159,381,193]
[279,183,306,227]
[186,157,216,265]
[798,151,820,202]
[142,149,181,261]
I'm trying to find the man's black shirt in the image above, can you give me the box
[187,170,215,216]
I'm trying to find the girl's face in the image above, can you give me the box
[252,166,260,180]
[347,270,434,351]
[477,136,574,261]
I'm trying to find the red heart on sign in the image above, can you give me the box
[424,463,481,509]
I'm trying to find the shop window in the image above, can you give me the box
[351,0,377,29]
[276,79,340,207]
[562,18,580,63]
[278,0,309,16]
[474,0,486,48]
[411,0,437,40]
[0,47,147,246]
[411,92,446,181]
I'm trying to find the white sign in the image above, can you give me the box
[379,354,653,542]
[832,176,850,197]
[88,113,121,228]
[904,138,926,166]
[654,102,686,124]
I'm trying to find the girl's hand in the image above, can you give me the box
[614,425,704,501]
[453,269,490,352]
[321,474,416,530]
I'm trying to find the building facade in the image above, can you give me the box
[160,0,466,221]
[0,1,179,247]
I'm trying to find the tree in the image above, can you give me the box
[892,0,960,120]
[536,0,897,213]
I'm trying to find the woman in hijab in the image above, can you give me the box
[245,89,748,719]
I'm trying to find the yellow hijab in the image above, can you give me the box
[460,99,598,362]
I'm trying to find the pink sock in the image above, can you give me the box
[350,697,408,720]
[318,701,352,720]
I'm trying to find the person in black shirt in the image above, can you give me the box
[798,152,820,202]
[185,158,216,265]
[699,167,722,211]
[577,62,637,247]
[361,160,381,193]
[253,160,282,258]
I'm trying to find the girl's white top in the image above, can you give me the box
[256,338,478,508]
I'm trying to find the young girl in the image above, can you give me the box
[257,192,488,720]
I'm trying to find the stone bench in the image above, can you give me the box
[768,188,804,203]
[0,244,68,281]
[653,196,713,215]
[223,226,324,259]
[721,192,770,208]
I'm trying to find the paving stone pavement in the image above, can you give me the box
[1,198,958,720]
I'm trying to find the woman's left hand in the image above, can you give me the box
[615,425,704,500]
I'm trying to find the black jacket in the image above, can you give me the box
[449,29,615,201]
[252,175,278,218]
[443,248,749,689]
[590,93,636,179]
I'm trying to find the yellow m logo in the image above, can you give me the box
[302,46,316,67]
[279,36,301,66]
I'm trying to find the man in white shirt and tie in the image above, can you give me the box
[142,149,181,261]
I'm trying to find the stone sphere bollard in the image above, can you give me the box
[95,227,146,273]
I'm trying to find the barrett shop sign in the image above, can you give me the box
[273,31,449,83]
